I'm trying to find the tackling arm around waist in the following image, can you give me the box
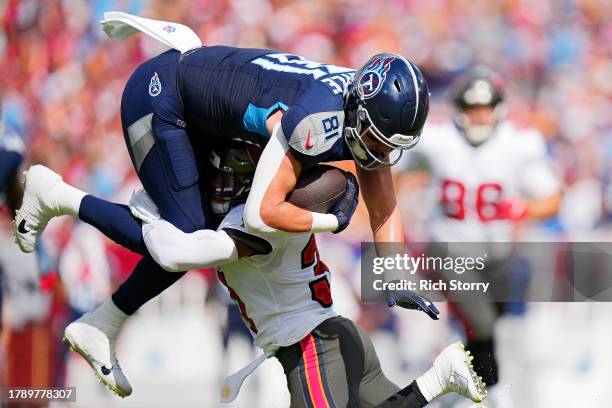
[142,219,240,272]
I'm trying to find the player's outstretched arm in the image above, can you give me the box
[524,191,562,219]
[512,130,563,220]
[356,165,405,244]
[356,165,442,319]
[142,219,241,272]
[243,123,341,235]
[129,189,249,272]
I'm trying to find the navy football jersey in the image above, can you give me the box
[177,46,355,166]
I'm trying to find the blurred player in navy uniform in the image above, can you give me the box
[1,106,56,390]
[15,42,430,396]
[0,106,23,218]
[0,105,24,353]
[401,67,562,392]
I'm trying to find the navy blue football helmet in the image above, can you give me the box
[344,53,429,170]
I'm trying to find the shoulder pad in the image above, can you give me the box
[285,109,345,157]
[217,205,283,256]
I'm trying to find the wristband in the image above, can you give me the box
[310,212,339,233]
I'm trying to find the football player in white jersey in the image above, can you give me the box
[22,144,487,406]
[137,205,488,408]
[400,67,562,387]
[122,156,488,407]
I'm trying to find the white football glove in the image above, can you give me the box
[129,189,160,223]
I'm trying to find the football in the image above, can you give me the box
[287,165,349,213]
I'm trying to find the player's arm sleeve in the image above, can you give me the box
[243,122,338,235]
[219,205,286,256]
[519,132,561,198]
[134,190,241,272]
[142,219,239,272]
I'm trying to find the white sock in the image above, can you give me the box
[416,365,444,402]
[86,299,129,341]
[50,180,87,217]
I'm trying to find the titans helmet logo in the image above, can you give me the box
[358,56,395,99]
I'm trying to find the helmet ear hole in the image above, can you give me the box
[394,79,401,92]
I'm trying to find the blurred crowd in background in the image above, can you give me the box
[2,0,612,231]
[1,0,612,407]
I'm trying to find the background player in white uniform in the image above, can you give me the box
[400,67,562,388]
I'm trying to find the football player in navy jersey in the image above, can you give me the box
[14,46,430,396]
[1,106,25,366]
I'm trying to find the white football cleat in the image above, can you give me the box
[14,165,63,253]
[434,341,487,402]
[63,314,132,397]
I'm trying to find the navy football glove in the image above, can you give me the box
[331,171,359,234]
[386,283,440,320]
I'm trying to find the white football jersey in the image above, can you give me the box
[406,121,560,243]
[216,205,337,354]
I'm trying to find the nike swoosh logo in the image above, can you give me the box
[101,365,112,375]
[305,130,314,150]
[18,219,30,234]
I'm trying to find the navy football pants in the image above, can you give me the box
[80,50,214,315]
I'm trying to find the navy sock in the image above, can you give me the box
[112,256,186,315]
[0,150,22,195]
[78,195,149,256]
[377,381,428,408]
[79,195,190,315]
